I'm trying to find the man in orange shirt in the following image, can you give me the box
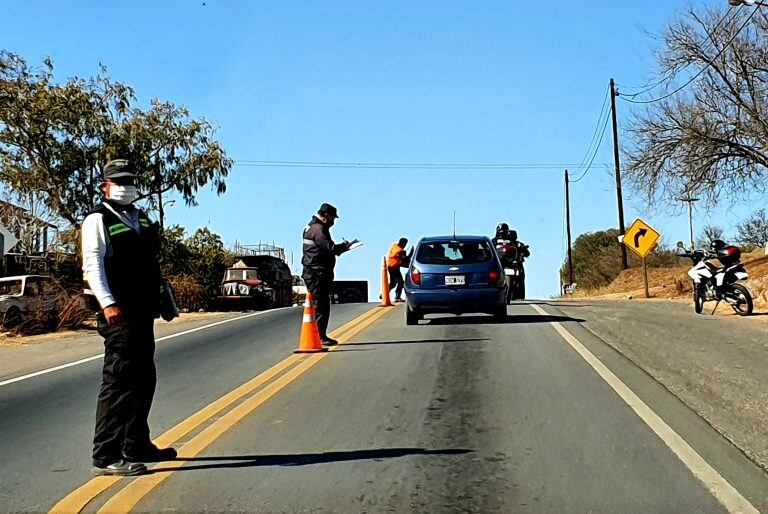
[387,237,412,302]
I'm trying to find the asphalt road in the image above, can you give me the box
[0,304,371,513]
[2,301,767,513]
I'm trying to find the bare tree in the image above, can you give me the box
[696,225,725,249]
[624,6,768,205]
[736,208,768,246]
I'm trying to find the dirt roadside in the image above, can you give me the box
[553,298,768,473]
[569,250,768,324]
[0,311,237,347]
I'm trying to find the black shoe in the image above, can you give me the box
[124,445,177,463]
[321,338,339,347]
[394,297,405,303]
[92,459,147,476]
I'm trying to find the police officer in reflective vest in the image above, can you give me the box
[302,203,351,346]
[81,159,176,476]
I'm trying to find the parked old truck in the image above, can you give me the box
[291,277,368,305]
[331,280,369,304]
[0,275,70,330]
[218,253,293,311]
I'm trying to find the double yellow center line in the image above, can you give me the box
[51,304,395,514]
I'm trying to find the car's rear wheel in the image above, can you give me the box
[406,304,421,326]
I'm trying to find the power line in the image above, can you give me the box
[233,160,609,170]
[571,106,611,183]
[616,6,736,97]
[569,86,611,179]
[620,7,758,105]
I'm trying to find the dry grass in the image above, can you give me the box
[570,251,768,316]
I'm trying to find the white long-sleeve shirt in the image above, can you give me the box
[81,204,143,310]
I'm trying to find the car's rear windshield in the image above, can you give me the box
[416,241,494,265]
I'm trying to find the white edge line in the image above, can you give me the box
[0,307,295,389]
[530,303,758,514]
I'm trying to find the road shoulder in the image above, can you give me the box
[548,298,768,502]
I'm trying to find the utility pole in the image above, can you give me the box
[565,169,574,288]
[610,78,628,270]
[679,197,699,250]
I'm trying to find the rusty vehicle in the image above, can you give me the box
[292,275,308,305]
[331,280,369,304]
[0,275,70,329]
[218,253,293,311]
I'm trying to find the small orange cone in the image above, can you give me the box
[381,256,393,307]
[294,293,328,353]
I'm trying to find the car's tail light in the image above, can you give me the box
[489,268,503,285]
[410,268,421,285]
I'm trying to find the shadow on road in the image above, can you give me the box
[345,338,490,346]
[424,314,584,326]
[154,448,473,473]
[536,301,597,308]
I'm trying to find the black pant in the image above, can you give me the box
[303,272,332,340]
[92,313,156,466]
[388,267,404,299]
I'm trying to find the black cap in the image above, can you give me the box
[318,203,339,219]
[103,159,136,181]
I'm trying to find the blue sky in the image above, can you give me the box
[2,1,763,298]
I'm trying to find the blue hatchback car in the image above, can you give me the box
[404,236,507,325]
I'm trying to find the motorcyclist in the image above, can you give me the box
[493,224,531,301]
[508,230,531,260]
[493,223,530,262]
[493,223,515,267]
[492,223,511,248]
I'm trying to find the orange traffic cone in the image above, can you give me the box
[381,256,393,307]
[294,293,328,353]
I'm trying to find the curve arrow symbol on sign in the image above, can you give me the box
[634,228,647,248]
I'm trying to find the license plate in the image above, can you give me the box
[445,275,466,286]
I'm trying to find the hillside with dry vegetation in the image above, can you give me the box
[568,251,768,316]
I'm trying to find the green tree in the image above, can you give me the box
[561,229,682,291]
[0,51,232,226]
[161,226,234,310]
[560,229,626,290]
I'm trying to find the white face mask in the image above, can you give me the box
[108,185,138,205]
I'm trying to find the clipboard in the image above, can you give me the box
[347,239,364,250]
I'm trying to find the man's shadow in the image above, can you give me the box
[152,448,473,473]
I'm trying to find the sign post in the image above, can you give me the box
[621,218,661,299]
[642,256,650,298]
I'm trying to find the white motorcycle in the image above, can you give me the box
[676,241,753,316]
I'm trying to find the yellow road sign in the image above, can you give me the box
[622,218,660,258]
